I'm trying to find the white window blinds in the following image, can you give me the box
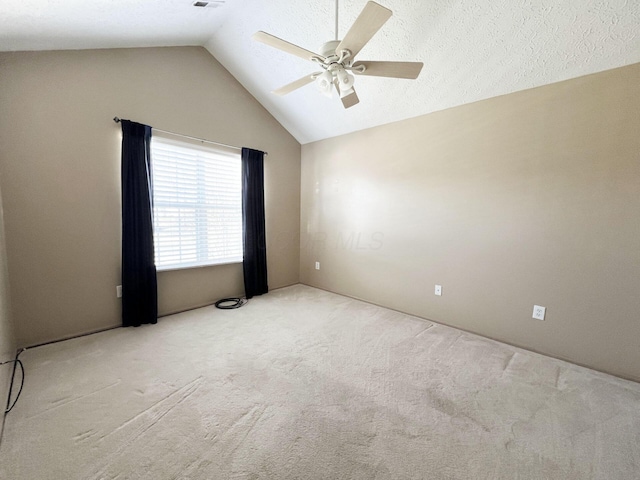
[150,135,242,270]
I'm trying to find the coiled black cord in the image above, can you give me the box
[214,297,248,309]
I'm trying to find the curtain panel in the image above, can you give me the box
[241,148,268,299]
[121,120,158,327]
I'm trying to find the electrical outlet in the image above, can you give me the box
[116,285,122,298]
[315,261,320,270]
[435,285,442,296]
[532,305,546,321]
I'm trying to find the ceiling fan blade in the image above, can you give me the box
[252,31,325,62]
[336,1,392,59]
[272,73,320,96]
[340,89,360,109]
[352,61,424,79]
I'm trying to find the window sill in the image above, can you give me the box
[156,259,242,273]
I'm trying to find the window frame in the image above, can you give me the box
[150,133,243,271]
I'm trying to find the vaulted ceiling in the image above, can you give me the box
[2,0,639,144]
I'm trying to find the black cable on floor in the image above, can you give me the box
[214,297,248,309]
[2,349,26,414]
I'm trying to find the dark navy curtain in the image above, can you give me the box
[121,120,158,326]
[241,148,268,299]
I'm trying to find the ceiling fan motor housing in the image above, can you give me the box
[319,40,355,92]
[320,40,341,59]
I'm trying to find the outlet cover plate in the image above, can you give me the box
[533,305,546,320]
[315,261,320,270]
[435,285,442,296]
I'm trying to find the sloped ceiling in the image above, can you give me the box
[2,0,639,144]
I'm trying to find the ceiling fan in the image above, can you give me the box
[252,0,423,109]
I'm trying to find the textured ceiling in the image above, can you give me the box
[2,1,639,144]
[0,0,240,51]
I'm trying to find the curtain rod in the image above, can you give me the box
[113,117,267,155]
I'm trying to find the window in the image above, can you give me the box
[150,134,242,270]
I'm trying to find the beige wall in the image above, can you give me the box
[0,47,301,347]
[301,63,640,382]
[0,180,16,438]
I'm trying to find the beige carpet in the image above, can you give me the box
[1,284,639,479]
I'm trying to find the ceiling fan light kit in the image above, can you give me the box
[252,0,423,109]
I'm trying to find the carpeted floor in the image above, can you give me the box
[1,284,639,479]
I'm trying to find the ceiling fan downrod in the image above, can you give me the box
[335,0,339,41]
